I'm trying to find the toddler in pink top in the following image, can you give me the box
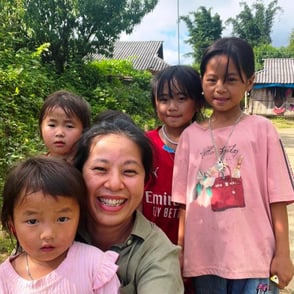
[0,156,120,293]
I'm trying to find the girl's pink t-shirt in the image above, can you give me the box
[0,241,120,293]
[172,115,294,279]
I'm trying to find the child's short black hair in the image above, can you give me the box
[39,90,91,137]
[151,65,205,121]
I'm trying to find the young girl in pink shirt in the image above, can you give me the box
[172,37,294,293]
[0,156,120,293]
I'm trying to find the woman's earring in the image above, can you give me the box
[201,91,204,95]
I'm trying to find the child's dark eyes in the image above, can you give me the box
[47,123,75,128]
[66,124,74,128]
[26,219,38,225]
[205,77,239,83]
[177,95,188,101]
[57,216,69,223]
[157,96,168,103]
[225,75,239,82]
[157,95,188,103]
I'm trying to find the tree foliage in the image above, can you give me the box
[181,6,223,65]
[0,48,155,186]
[23,0,158,73]
[289,29,294,53]
[0,0,157,191]
[254,43,294,70]
[0,0,27,51]
[77,59,155,128]
[0,45,53,186]
[226,0,282,47]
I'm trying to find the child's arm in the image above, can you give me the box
[178,206,186,248]
[177,205,186,272]
[270,202,294,289]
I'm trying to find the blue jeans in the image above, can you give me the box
[192,275,279,294]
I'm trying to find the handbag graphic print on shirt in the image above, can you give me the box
[194,156,245,211]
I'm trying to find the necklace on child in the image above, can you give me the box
[209,112,243,176]
[25,252,34,280]
[161,125,178,146]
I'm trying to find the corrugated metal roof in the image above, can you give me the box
[91,41,169,72]
[255,58,294,84]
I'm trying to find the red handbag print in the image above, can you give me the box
[211,168,245,211]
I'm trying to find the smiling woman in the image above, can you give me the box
[74,119,184,294]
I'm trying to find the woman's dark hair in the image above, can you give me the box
[1,156,88,251]
[151,65,205,121]
[93,109,135,125]
[39,90,91,138]
[74,119,154,183]
[200,37,255,82]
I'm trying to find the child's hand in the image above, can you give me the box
[270,254,294,289]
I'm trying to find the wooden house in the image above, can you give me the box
[248,58,294,116]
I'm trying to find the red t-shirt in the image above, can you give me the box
[142,128,179,244]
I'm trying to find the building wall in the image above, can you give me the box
[248,87,294,117]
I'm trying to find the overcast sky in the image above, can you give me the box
[120,0,293,65]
